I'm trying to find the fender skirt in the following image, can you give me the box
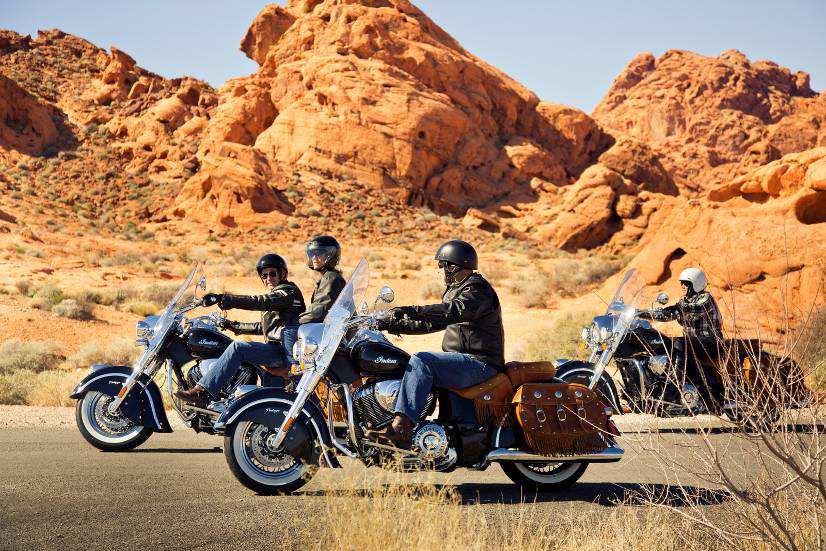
[214,387,341,468]
[69,364,172,432]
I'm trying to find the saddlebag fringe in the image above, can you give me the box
[513,382,609,457]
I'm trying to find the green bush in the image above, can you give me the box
[0,340,62,374]
[32,285,64,310]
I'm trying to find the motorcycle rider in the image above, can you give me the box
[638,267,724,402]
[376,240,504,446]
[174,253,305,407]
[298,235,346,324]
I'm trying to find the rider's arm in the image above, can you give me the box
[298,271,346,324]
[639,304,680,322]
[414,280,492,325]
[227,320,261,335]
[218,287,298,312]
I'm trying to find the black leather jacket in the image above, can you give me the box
[298,268,346,324]
[383,273,505,369]
[640,291,723,341]
[218,281,305,343]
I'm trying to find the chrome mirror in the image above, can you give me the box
[378,286,395,304]
[655,292,669,305]
[198,276,207,291]
[359,301,369,315]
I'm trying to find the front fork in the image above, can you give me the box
[270,365,325,449]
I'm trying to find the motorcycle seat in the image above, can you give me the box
[504,361,557,386]
[450,373,513,399]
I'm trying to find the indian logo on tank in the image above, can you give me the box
[374,356,397,365]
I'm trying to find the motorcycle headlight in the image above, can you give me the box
[581,326,590,342]
[599,326,611,342]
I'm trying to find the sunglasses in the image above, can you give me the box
[261,270,281,279]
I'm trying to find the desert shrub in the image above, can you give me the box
[70,289,104,304]
[420,280,443,300]
[482,261,509,283]
[515,310,592,361]
[97,287,138,306]
[798,307,826,391]
[14,279,30,296]
[0,370,30,405]
[65,338,138,370]
[399,258,421,271]
[510,271,553,308]
[549,256,625,296]
[0,340,62,374]
[32,285,64,310]
[140,283,179,305]
[123,300,160,316]
[52,298,94,320]
[26,370,80,407]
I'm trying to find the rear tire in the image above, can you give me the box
[224,420,318,495]
[501,461,588,491]
[75,391,153,452]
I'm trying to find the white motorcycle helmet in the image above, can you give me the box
[678,267,707,294]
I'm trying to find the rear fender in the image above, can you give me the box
[214,387,340,468]
[70,364,172,432]
[554,360,622,412]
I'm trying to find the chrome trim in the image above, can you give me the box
[325,386,358,458]
[485,446,624,463]
[166,360,193,427]
[340,384,359,453]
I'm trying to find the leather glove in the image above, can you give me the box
[387,306,416,321]
[202,293,223,307]
[215,317,232,330]
[375,316,395,332]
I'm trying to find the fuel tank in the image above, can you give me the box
[352,340,410,376]
[185,327,233,359]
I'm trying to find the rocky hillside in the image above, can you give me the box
[0,0,823,337]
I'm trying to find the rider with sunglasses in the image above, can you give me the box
[298,235,346,324]
[175,253,305,407]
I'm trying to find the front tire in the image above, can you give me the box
[75,391,153,451]
[501,461,588,491]
[556,363,621,412]
[224,420,318,495]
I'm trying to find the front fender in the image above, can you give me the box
[70,364,172,432]
[554,360,622,413]
[215,387,340,468]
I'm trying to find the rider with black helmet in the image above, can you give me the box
[175,253,305,407]
[376,240,504,445]
[298,235,346,324]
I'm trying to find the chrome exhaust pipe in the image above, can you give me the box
[485,445,624,463]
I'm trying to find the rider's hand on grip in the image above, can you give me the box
[202,293,223,307]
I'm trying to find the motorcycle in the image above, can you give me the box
[70,267,260,451]
[555,269,811,425]
[217,259,625,495]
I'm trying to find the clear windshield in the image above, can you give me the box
[138,266,198,368]
[606,269,647,313]
[314,259,369,371]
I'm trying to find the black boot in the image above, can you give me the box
[174,385,210,408]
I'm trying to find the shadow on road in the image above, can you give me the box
[300,482,730,507]
[131,447,223,454]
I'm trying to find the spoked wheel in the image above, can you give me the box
[75,391,153,451]
[501,461,588,491]
[224,420,318,494]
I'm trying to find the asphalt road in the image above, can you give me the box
[1,423,777,551]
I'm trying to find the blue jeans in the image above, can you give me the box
[281,325,298,365]
[199,341,285,398]
[393,352,495,423]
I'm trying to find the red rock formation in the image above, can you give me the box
[593,50,826,192]
[0,74,59,155]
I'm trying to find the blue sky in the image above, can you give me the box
[2,1,824,112]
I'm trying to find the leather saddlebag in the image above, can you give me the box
[513,383,608,456]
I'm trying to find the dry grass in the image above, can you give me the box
[318,468,713,551]
[123,299,161,316]
[0,340,62,373]
[26,369,82,407]
[549,256,625,297]
[64,338,138,370]
[514,310,592,361]
[510,271,553,308]
[52,298,94,320]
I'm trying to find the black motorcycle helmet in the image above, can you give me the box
[306,235,341,271]
[434,240,478,270]
[256,253,288,280]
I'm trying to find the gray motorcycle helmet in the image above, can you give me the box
[679,267,707,294]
